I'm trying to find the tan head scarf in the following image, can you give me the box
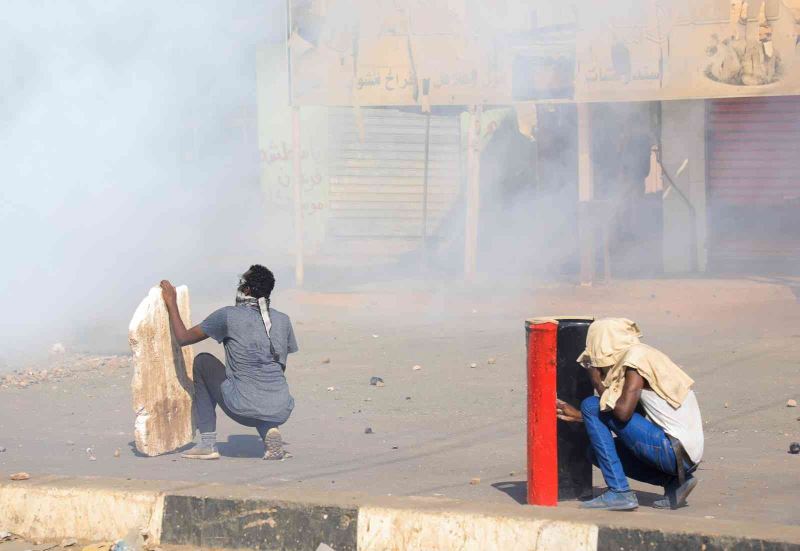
[577,318,642,369]
[578,318,694,411]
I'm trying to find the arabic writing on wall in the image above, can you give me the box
[260,139,327,213]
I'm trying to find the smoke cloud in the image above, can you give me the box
[0,1,285,365]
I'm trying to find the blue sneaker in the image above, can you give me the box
[653,476,698,510]
[580,490,638,511]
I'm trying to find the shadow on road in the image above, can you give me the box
[492,480,527,504]
[492,480,665,508]
[217,434,266,458]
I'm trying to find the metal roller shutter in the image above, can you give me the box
[708,97,800,205]
[327,108,461,239]
[707,96,800,272]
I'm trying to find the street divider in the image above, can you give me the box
[1,476,798,550]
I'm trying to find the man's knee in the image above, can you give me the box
[580,395,600,418]
[193,352,219,377]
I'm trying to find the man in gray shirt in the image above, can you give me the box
[160,264,298,460]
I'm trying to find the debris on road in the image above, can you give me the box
[321,358,331,364]
[0,446,6,452]
[369,376,384,386]
[487,358,496,365]
[82,543,113,551]
[114,448,121,458]
[469,363,477,368]
[327,386,336,392]
[0,531,13,541]
[0,355,130,390]
[789,442,800,454]
[86,447,96,461]
[470,477,481,485]
[412,365,422,371]
[364,427,374,434]
[787,399,798,408]
[9,472,30,481]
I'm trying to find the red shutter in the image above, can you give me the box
[707,96,800,272]
[708,96,800,206]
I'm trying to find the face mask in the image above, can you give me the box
[235,289,251,305]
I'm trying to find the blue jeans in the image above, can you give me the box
[581,395,695,492]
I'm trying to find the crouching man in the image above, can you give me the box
[556,318,703,511]
[160,264,298,460]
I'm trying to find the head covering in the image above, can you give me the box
[579,317,695,411]
[577,318,642,368]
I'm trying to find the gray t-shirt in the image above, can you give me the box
[201,305,298,423]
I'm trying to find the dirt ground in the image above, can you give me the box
[1,277,799,527]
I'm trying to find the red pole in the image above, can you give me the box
[526,319,559,506]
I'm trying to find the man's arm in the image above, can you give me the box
[611,369,645,422]
[561,368,645,423]
[588,366,606,396]
[160,280,208,347]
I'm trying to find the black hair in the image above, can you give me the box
[239,264,275,300]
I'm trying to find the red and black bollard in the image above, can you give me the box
[525,317,594,506]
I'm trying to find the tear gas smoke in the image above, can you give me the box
[0,0,285,367]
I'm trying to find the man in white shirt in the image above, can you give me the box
[556,318,704,511]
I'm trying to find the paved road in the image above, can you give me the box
[1,279,799,526]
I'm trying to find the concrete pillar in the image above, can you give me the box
[661,100,707,273]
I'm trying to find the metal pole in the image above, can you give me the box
[291,106,305,287]
[285,0,293,106]
[422,111,431,243]
[526,319,559,506]
[603,218,612,283]
[577,103,594,285]
[464,105,482,279]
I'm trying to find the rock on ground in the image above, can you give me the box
[129,286,195,457]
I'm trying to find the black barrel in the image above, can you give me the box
[555,318,594,500]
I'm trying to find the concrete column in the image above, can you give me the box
[661,100,707,273]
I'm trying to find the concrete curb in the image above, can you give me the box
[1,476,798,550]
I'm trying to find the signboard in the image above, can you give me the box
[289,0,800,106]
[572,0,800,102]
